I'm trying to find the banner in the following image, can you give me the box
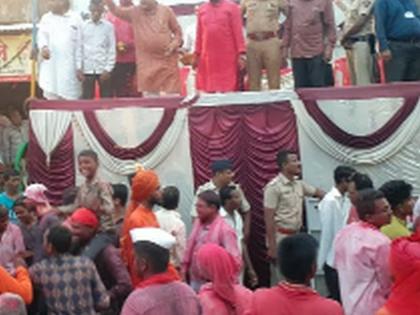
[0,33,31,82]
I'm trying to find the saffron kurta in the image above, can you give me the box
[121,205,159,285]
[108,4,182,94]
[196,0,246,92]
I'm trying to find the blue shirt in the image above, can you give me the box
[0,193,18,224]
[375,0,420,51]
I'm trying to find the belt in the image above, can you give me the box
[277,227,298,235]
[247,31,277,41]
[389,38,420,44]
[349,34,374,42]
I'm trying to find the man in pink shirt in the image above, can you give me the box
[107,0,136,97]
[334,189,393,315]
[0,206,25,273]
[250,233,344,315]
[282,0,336,88]
[182,190,241,292]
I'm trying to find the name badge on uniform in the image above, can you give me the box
[405,11,415,18]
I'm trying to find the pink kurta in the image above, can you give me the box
[334,222,392,315]
[109,4,182,94]
[250,282,344,315]
[200,284,252,315]
[196,0,246,92]
[183,215,241,286]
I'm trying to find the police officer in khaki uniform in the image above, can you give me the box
[264,150,324,285]
[241,0,287,90]
[191,160,252,239]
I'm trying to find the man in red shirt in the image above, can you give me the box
[250,233,344,315]
[107,0,136,97]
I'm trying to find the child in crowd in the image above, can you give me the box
[112,183,128,239]
[0,170,22,224]
[74,149,115,259]
[80,0,116,99]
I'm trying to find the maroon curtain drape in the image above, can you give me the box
[27,126,75,205]
[302,97,418,149]
[83,109,177,160]
[189,101,299,287]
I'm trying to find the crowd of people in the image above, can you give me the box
[0,147,419,315]
[35,0,420,100]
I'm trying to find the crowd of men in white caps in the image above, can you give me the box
[0,148,419,315]
[36,0,420,101]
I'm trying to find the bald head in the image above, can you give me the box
[49,0,70,15]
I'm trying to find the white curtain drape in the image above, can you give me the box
[72,108,188,174]
[29,110,73,165]
[292,98,420,165]
[294,98,420,195]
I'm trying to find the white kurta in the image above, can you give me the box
[37,11,83,100]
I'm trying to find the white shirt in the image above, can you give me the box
[413,198,420,221]
[80,19,116,74]
[318,186,351,268]
[155,208,186,268]
[220,207,243,254]
[37,11,83,100]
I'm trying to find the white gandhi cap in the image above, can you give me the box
[129,227,176,250]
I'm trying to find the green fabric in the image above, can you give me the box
[380,215,411,240]
[14,142,28,173]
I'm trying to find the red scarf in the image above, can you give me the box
[136,269,180,289]
[384,233,420,315]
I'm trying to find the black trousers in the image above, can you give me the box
[323,263,341,303]
[292,55,329,88]
[385,41,420,82]
[111,62,136,97]
[82,74,112,99]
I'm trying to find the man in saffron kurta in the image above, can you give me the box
[121,170,161,286]
[104,0,182,94]
[195,0,246,92]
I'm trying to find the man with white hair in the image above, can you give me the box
[0,293,27,315]
[121,228,201,315]
[37,0,83,100]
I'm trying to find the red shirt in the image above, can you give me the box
[250,282,344,315]
[106,12,136,63]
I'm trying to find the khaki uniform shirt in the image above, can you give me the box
[344,0,375,36]
[190,180,251,217]
[264,173,316,231]
[241,0,285,34]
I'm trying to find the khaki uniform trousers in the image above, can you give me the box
[270,231,290,286]
[346,41,374,85]
[247,37,281,91]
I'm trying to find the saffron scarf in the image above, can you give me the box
[136,269,180,289]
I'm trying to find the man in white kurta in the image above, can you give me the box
[37,0,83,100]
